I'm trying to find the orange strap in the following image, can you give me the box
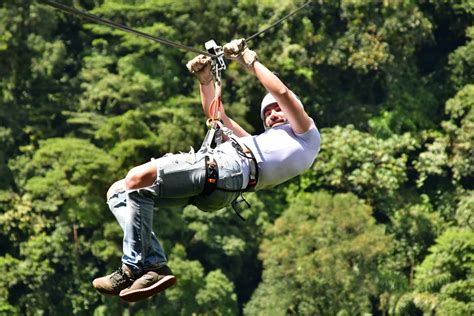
[208,81,222,124]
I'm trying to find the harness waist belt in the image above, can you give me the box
[242,145,258,191]
[202,140,258,195]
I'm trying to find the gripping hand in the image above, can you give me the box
[186,55,213,85]
[223,38,257,69]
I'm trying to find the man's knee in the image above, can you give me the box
[125,167,141,190]
[125,164,157,190]
[107,179,125,200]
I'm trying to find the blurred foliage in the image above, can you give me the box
[245,191,393,315]
[396,228,474,315]
[415,84,474,186]
[0,0,472,315]
[303,125,417,204]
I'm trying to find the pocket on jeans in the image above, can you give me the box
[216,168,243,191]
[157,155,206,198]
[215,155,243,191]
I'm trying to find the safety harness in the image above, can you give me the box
[197,41,258,219]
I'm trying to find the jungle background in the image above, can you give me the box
[0,0,472,315]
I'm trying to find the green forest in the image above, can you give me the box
[0,0,473,315]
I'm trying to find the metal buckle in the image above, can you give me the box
[205,40,226,82]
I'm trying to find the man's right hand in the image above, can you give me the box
[186,55,213,85]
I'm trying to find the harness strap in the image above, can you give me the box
[195,59,257,219]
[227,135,258,191]
[198,131,258,221]
[199,121,224,155]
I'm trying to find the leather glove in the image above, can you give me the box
[186,55,213,85]
[223,38,257,69]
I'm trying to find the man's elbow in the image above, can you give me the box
[275,87,290,98]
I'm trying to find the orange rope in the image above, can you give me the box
[208,81,222,125]
[209,96,220,121]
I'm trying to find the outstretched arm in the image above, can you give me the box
[224,39,313,134]
[187,55,250,137]
[251,61,313,134]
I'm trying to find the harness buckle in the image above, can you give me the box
[205,40,226,82]
[202,155,218,195]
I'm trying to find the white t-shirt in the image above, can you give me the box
[241,121,321,190]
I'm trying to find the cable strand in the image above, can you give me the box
[246,1,313,42]
[38,0,216,57]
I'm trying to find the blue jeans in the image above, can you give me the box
[108,190,167,270]
[107,148,245,274]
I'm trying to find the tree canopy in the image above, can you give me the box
[0,0,472,315]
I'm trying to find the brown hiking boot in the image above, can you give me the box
[92,264,137,295]
[119,265,176,302]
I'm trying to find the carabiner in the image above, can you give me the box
[205,40,226,82]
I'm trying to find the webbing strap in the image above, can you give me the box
[201,80,224,154]
[208,81,222,124]
[228,136,258,190]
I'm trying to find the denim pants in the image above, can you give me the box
[107,147,246,274]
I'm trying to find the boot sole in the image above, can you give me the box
[92,281,125,296]
[119,275,176,302]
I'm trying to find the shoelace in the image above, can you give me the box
[110,267,131,285]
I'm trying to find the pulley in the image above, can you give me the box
[205,40,226,83]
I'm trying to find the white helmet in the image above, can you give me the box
[260,91,304,121]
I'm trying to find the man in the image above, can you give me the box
[92,39,320,302]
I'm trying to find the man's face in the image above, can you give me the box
[264,103,287,128]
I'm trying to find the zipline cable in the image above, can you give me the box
[245,1,313,42]
[37,0,216,57]
[38,0,313,57]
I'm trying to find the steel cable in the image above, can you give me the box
[38,0,216,57]
[38,0,313,56]
[246,1,313,42]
